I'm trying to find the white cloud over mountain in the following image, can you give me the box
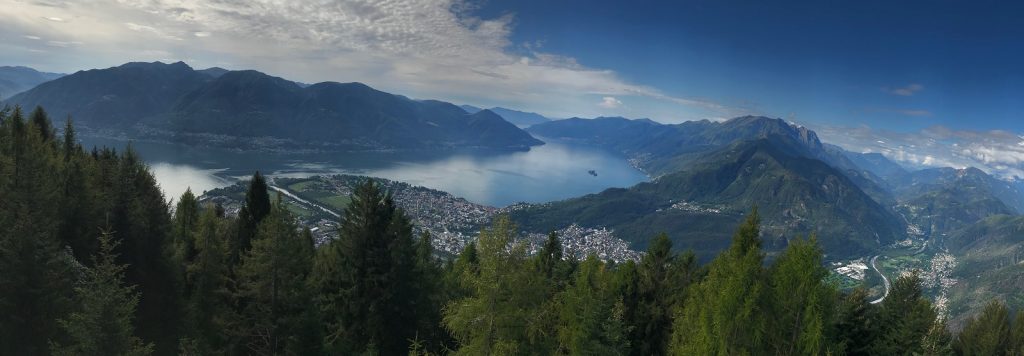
[816,124,1024,180]
[0,0,750,122]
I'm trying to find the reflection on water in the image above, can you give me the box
[81,137,647,207]
[149,163,232,201]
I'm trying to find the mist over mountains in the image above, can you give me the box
[0,66,63,100]
[3,61,542,151]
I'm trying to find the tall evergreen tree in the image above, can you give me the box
[671,208,767,355]
[108,146,179,353]
[28,106,55,142]
[312,180,420,354]
[51,231,154,356]
[871,273,938,354]
[443,215,554,355]
[832,288,878,355]
[622,233,695,356]
[557,255,629,355]
[954,300,1011,355]
[233,171,271,265]
[538,231,563,278]
[179,207,232,355]
[234,197,319,355]
[765,236,837,355]
[172,189,201,269]
[0,106,76,356]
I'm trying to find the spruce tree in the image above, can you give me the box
[233,171,271,264]
[0,106,76,355]
[766,235,837,355]
[443,216,554,355]
[1010,310,1024,355]
[557,255,629,355]
[51,231,154,356]
[954,300,1010,355]
[109,146,179,353]
[312,180,419,354]
[234,196,319,355]
[179,207,232,354]
[832,288,878,355]
[172,189,201,269]
[871,273,938,354]
[670,208,767,355]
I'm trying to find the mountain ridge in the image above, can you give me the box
[4,61,542,151]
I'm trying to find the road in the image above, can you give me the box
[268,184,341,218]
[869,255,890,304]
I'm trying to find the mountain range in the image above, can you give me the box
[460,105,551,128]
[0,66,63,100]
[3,62,541,151]
[519,115,1024,263]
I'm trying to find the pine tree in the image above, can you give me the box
[1010,310,1024,355]
[557,255,629,355]
[234,196,319,355]
[624,233,690,356]
[765,235,837,355]
[233,171,271,265]
[179,207,232,354]
[670,208,767,355]
[832,288,878,356]
[537,231,563,278]
[312,180,420,354]
[413,231,452,352]
[954,300,1010,355]
[0,106,76,355]
[51,230,154,356]
[28,106,55,142]
[108,146,179,353]
[172,189,201,269]
[871,273,938,354]
[443,215,554,355]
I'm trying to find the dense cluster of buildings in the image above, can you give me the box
[201,174,644,260]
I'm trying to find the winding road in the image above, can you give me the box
[869,255,890,304]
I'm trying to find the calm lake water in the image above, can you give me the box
[80,137,648,207]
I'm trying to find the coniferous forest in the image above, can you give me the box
[4,105,1024,356]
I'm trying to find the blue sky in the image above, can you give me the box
[475,0,1024,132]
[3,0,1024,177]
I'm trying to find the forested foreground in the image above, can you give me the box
[1,105,1022,356]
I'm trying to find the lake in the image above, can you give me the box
[80,137,649,207]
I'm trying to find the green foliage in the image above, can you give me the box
[954,300,1011,355]
[234,197,320,355]
[556,255,629,355]
[671,208,768,355]
[0,106,76,355]
[442,216,554,355]
[311,180,426,355]
[233,171,271,265]
[51,230,154,356]
[832,288,878,355]
[4,105,1023,356]
[180,207,232,354]
[765,235,837,355]
[871,273,939,355]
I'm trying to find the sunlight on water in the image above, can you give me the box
[149,162,231,202]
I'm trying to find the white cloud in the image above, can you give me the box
[815,124,1024,180]
[882,83,924,96]
[0,0,747,123]
[598,96,622,109]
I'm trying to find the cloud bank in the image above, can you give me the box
[0,0,751,122]
[816,124,1024,180]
